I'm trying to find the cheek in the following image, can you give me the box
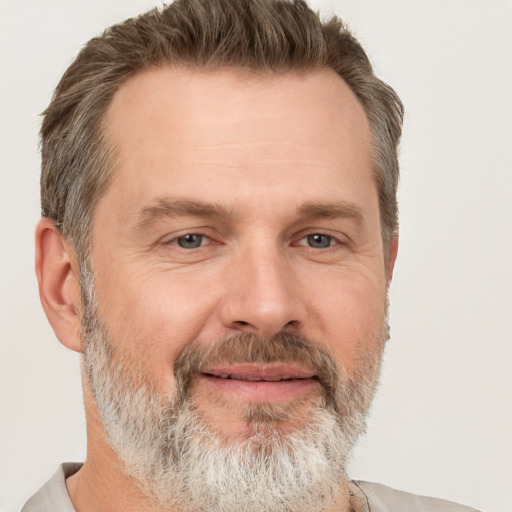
[305,269,387,374]
[93,268,220,390]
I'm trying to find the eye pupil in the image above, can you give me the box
[307,234,331,248]
[177,234,203,249]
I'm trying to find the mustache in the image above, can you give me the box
[173,332,344,413]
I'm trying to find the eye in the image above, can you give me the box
[305,233,335,248]
[175,234,206,249]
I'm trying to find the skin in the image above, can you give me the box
[36,67,398,511]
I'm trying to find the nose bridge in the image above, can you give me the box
[219,237,304,337]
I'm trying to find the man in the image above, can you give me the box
[22,0,480,511]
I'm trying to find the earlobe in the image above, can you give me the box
[35,218,82,352]
[386,231,399,282]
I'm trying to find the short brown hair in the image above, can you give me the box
[41,0,403,262]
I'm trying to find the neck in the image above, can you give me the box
[66,378,168,512]
[68,459,352,512]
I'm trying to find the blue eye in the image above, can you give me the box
[176,234,205,249]
[306,234,333,248]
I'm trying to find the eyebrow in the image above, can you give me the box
[296,201,365,226]
[133,197,365,233]
[134,198,232,232]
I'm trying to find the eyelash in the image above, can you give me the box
[295,233,339,249]
[167,233,211,249]
[165,232,345,250]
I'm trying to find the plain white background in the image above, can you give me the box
[1,1,511,511]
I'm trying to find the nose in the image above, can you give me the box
[218,243,306,339]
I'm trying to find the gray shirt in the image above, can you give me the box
[22,463,481,512]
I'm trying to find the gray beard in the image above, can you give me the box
[81,286,386,512]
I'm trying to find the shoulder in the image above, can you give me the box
[352,481,482,512]
[21,463,82,512]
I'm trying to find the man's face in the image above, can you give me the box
[84,67,392,508]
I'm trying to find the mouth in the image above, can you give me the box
[198,363,320,402]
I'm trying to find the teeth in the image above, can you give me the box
[219,374,229,379]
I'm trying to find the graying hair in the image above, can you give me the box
[40,0,403,265]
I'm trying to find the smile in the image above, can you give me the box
[198,363,320,402]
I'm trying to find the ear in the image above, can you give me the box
[386,230,399,283]
[35,218,82,352]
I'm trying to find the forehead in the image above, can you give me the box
[105,66,370,153]
[100,66,373,218]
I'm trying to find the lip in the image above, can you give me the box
[198,363,319,403]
